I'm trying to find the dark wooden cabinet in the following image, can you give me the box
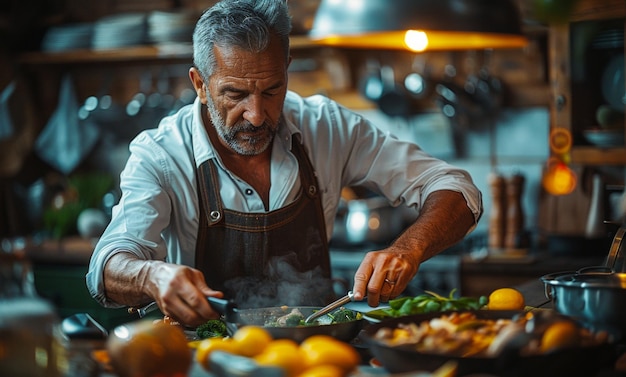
[548,0,626,165]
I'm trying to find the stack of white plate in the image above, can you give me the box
[92,13,147,50]
[41,23,94,52]
[147,10,197,44]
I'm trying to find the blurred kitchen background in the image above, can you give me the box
[0,0,624,329]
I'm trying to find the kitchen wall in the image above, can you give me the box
[353,106,550,240]
[1,0,622,244]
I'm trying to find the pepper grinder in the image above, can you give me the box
[505,174,525,249]
[488,173,506,250]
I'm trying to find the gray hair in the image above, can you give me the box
[192,0,292,81]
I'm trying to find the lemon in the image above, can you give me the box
[297,364,345,377]
[540,320,581,353]
[254,339,305,377]
[232,326,273,357]
[300,335,360,373]
[195,337,237,369]
[487,288,525,311]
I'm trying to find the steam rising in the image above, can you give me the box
[223,252,334,308]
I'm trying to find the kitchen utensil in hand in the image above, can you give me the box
[305,291,356,324]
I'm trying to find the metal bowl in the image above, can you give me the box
[583,129,624,147]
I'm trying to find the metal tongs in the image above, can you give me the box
[128,301,159,318]
[304,291,356,324]
[129,297,239,322]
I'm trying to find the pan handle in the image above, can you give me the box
[207,296,239,323]
[605,225,626,272]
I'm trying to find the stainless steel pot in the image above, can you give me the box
[541,224,626,340]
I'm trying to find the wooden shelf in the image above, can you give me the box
[18,36,320,65]
[19,45,193,65]
[547,0,625,167]
[570,146,626,165]
[569,0,626,21]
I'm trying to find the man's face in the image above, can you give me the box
[198,36,289,156]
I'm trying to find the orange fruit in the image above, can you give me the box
[487,288,525,311]
[297,364,345,377]
[195,337,237,369]
[254,339,305,377]
[299,335,360,373]
[540,320,581,353]
[232,326,273,357]
[106,319,192,377]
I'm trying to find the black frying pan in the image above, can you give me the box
[359,310,617,377]
[208,297,364,343]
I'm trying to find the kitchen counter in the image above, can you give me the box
[332,247,606,298]
[72,276,622,377]
[460,250,605,297]
[24,236,96,265]
[24,238,608,329]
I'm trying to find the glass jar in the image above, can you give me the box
[0,239,67,377]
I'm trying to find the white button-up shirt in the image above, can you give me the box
[87,91,483,307]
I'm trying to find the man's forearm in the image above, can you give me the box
[392,190,476,262]
[103,252,161,307]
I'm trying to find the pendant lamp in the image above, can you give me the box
[309,0,528,52]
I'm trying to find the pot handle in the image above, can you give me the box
[543,282,553,301]
[576,266,613,275]
[207,296,239,323]
[605,225,626,272]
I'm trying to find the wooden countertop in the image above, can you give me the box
[24,237,96,265]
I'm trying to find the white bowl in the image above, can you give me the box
[583,129,624,147]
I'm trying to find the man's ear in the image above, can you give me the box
[189,67,208,105]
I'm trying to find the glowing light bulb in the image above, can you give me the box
[404,30,428,52]
[542,161,577,195]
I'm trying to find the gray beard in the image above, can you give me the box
[205,93,276,156]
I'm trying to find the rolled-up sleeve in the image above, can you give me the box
[86,133,186,307]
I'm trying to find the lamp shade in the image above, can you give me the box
[309,0,528,51]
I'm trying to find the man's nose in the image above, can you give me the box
[242,95,265,127]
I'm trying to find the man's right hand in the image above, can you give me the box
[103,253,222,327]
[149,262,223,327]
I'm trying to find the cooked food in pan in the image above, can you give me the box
[264,307,362,327]
[372,311,609,358]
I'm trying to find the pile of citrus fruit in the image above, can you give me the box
[195,326,360,377]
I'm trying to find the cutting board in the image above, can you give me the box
[538,165,594,235]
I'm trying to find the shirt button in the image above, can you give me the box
[245,188,253,195]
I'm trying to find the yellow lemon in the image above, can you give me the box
[254,339,305,377]
[299,335,360,373]
[195,337,237,369]
[232,326,273,357]
[540,320,581,353]
[487,288,525,311]
[297,364,345,377]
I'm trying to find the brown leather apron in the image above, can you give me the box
[195,138,334,308]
